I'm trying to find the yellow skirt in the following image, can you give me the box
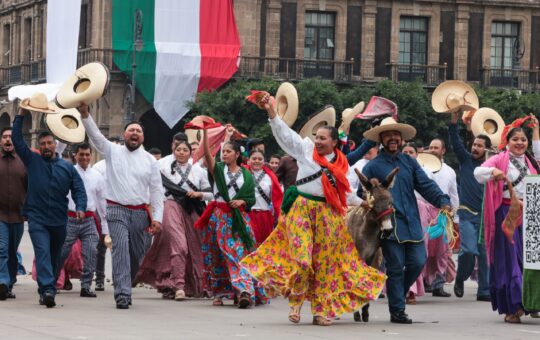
[241,196,386,318]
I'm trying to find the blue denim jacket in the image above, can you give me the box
[12,115,87,227]
[363,151,450,242]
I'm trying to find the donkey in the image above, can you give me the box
[347,167,399,322]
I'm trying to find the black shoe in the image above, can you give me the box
[80,288,97,298]
[7,291,15,299]
[424,284,433,293]
[128,296,132,306]
[0,283,8,300]
[432,287,451,297]
[390,310,412,324]
[116,295,130,309]
[454,280,464,298]
[476,295,491,302]
[43,292,56,308]
[237,292,252,309]
[95,282,105,291]
[63,278,73,291]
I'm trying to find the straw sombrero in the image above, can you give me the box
[432,80,479,113]
[275,82,299,127]
[470,108,505,147]
[340,101,365,132]
[417,152,442,173]
[19,93,59,114]
[44,107,86,144]
[185,129,201,144]
[298,105,336,141]
[55,62,110,109]
[363,117,416,142]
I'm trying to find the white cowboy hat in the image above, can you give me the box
[55,62,110,109]
[44,107,86,144]
[185,129,201,144]
[275,82,299,127]
[363,117,416,142]
[19,92,59,114]
[417,152,442,173]
[340,101,365,132]
[432,80,479,113]
[298,105,336,141]
[470,107,505,148]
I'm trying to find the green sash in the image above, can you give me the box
[281,185,326,215]
[212,162,256,249]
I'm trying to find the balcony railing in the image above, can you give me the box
[77,48,117,70]
[386,62,448,87]
[235,56,355,84]
[481,67,539,92]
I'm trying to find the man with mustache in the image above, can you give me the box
[423,138,459,298]
[0,127,27,301]
[362,117,451,324]
[12,107,87,308]
[449,111,491,302]
[79,104,163,310]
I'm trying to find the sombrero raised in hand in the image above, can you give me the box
[470,108,505,148]
[417,152,442,173]
[275,82,299,127]
[55,62,110,109]
[356,96,398,120]
[432,80,479,113]
[340,101,365,133]
[184,115,222,130]
[44,107,86,144]
[20,92,59,114]
[298,105,336,141]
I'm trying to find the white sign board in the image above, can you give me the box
[523,176,540,270]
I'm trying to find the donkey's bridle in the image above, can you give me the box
[375,207,394,221]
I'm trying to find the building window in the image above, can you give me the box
[79,2,91,48]
[23,17,32,62]
[3,24,10,65]
[304,11,335,79]
[398,16,428,81]
[490,22,520,87]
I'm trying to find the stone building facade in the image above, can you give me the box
[1,0,540,149]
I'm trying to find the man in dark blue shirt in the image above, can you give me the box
[12,106,87,308]
[362,117,451,324]
[448,111,491,302]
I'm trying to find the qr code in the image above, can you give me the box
[525,182,540,264]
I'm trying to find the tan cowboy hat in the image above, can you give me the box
[55,62,110,109]
[185,129,201,144]
[44,107,86,144]
[19,92,59,114]
[470,107,505,147]
[275,82,299,127]
[340,101,365,132]
[432,80,479,113]
[298,105,336,141]
[417,152,442,173]
[363,117,416,142]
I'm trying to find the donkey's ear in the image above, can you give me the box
[355,168,372,191]
[383,167,400,189]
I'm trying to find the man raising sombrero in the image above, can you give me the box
[362,117,452,324]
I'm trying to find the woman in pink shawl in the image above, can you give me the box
[474,118,540,323]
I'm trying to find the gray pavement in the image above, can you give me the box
[1,231,539,339]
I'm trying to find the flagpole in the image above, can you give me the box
[125,9,144,125]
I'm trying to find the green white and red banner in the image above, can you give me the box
[112,0,241,128]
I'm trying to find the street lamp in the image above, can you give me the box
[124,9,144,125]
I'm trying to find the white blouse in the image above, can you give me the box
[474,140,540,199]
[251,170,272,211]
[269,116,361,206]
[160,161,213,201]
[212,164,245,203]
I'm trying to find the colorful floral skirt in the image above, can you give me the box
[240,196,386,319]
[135,200,207,297]
[201,205,267,304]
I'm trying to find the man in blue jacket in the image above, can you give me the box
[448,111,491,302]
[12,106,87,308]
[362,117,451,324]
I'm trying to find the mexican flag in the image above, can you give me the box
[112,0,241,128]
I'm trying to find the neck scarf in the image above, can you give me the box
[312,148,351,215]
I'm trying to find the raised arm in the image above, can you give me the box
[12,109,33,165]
[202,128,215,177]
[78,104,111,156]
[346,139,377,165]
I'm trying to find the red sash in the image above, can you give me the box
[195,201,244,230]
[106,199,153,233]
[67,211,102,235]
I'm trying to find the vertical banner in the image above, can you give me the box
[522,176,540,270]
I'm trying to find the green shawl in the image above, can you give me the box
[212,162,256,249]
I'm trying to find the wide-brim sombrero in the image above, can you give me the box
[298,105,336,141]
[55,62,110,109]
[363,117,416,142]
[470,107,505,148]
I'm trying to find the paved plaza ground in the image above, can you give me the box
[0,230,539,340]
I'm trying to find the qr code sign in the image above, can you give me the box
[523,178,540,270]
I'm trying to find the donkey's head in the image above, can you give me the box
[355,167,399,232]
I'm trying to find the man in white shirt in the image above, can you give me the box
[424,138,459,297]
[58,143,109,298]
[79,104,163,310]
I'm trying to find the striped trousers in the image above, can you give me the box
[59,216,99,290]
[107,205,151,299]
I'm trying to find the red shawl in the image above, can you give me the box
[243,164,284,219]
[312,148,351,215]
